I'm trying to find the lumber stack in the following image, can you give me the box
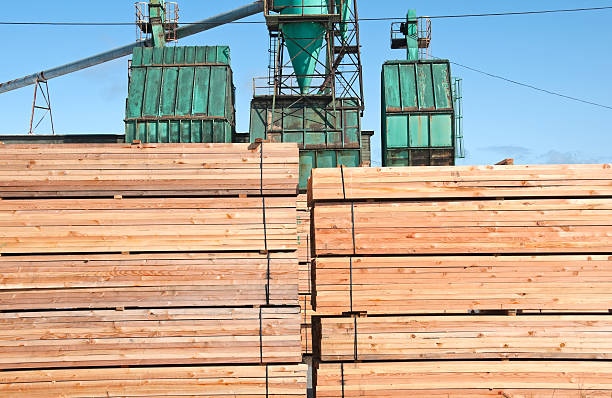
[0,365,307,397]
[0,142,298,197]
[310,164,612,397]
[0,143,306,397]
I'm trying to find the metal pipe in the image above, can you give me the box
[0,1,264,94]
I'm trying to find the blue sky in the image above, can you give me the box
[0,1,611,166]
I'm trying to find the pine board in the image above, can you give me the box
[315,361,612,397]
[297,194,311,264]
[0,143,299,198]
[0,197,297,254]
[313,198,612,255]
[313,255,612,314]
[314,315,612,361]
[0,364,307,397]
[0,307,301,369]
[0,253,298,310]
[300,294,315,355]
[309,164,612,202]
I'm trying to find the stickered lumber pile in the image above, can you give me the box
[316,362,612,397]
[314,315,612,361]
[310,164,612,398]
[0,365,308,397]
[0,143,305,397]
[0,253,298,310]
[0,307,301,369]
[312,198,612,256]
[313,255,612,314]
[0,197,296,254]
[308,164,612,201]
[0,142,298,197]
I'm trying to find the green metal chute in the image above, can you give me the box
[279,0,328,94]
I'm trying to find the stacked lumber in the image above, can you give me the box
[316,362,612,397]
[0,143,298,197]
[0,365,307,397]
[313,255,612,314]
[0,143,306,397]
[0,307,300,369]
[0,197,296,254]
[0,253,297,310]
[314,315,612,361]
[312,198,612,255]
[310,164,612,398]
[308,164,612,200]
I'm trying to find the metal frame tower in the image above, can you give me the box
[255,0,364,111]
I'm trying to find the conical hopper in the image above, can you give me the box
[280,0,328,94]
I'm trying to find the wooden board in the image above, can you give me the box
[314,315,612,361]
[0,143,299,198]
[309,164,612,202]
[297,194,311,264]
[0,307,301,369]
[0,197,297,254]
[0,253,298,310]
[313,198,612,255]
[0,364,307,397]
[315,361,612,397]
[313,255,612,314]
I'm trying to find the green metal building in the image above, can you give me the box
[381,59,455,166]
[381,9,459,167]
[125,46,236,143]
[249,96,365,190]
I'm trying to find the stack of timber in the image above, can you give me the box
[310,164,612,397]
[297,194,315,354]
[0,143,306,397]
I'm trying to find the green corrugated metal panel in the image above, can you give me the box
[125,119,232,144]
[384,148,455,167]
[384,113,453,149]
[299,149,360,190]
[249,98,361,149]
[382,59,453,112]
[125,46,235,143]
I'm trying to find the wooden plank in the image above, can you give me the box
[309,164,612,202]
[297,194,311,264]
[0,252,298,310]
[313,255,612,314]
[300,294,316,355]
[314,315,612,361]
[315,361,612,397]
[0,307,301,369]
[313,199,612,256]
[0,143,299,198]
[0,364,307,397]
[0,197,297,254]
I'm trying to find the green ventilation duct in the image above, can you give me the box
[279,0,328,94]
